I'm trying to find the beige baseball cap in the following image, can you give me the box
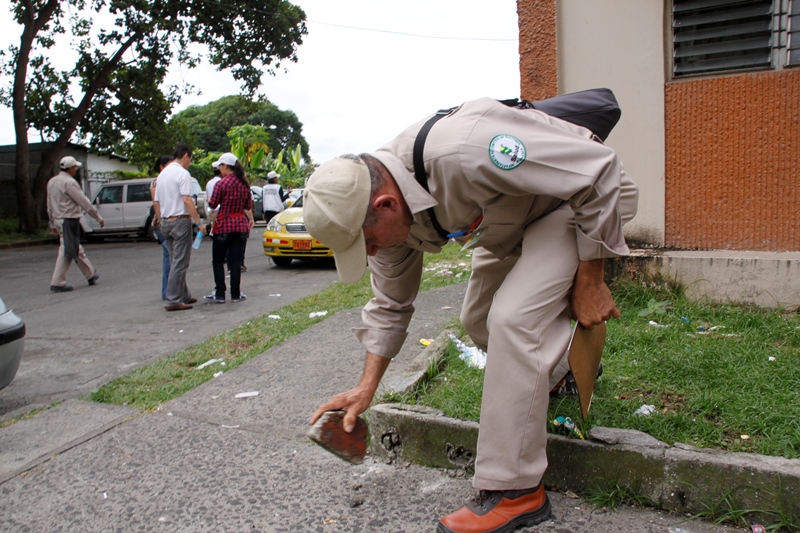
[303,158,371,284]
[59,156,82,169]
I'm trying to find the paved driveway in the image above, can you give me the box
[0,232,338,417]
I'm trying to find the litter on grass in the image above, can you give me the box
[196,358,223,370]
[309,311,328,318]
[552,416,585,440]
[634,404,658,417]
[268,314,281,319]
[449,333,487,369]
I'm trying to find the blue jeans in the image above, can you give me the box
[161,240,170,300]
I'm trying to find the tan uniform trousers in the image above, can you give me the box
[460,203,578,491]
[50,222,95,287]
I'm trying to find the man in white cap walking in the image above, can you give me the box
[305,97,638,533]
[46,155,104,292]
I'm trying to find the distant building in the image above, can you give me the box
[0,142,140,216]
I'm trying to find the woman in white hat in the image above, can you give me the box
[203,153,254,303]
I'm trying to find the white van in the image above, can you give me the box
[80,177,204,241]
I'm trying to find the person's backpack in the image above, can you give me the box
[412,88,622,240]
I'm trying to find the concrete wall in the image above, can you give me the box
[556,0,666,246]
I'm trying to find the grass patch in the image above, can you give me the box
[392,279,800,460]
[584,478,655,510]
[0,216,54,244]
[687,478,800,531]
[87,243,475,411]
[90,241,800,459]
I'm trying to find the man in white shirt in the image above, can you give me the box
[153,144,206,311]
[261,170,286,223]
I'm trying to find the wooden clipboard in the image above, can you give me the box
[566,322,606,420]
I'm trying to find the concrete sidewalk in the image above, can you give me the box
[0,283,745,532]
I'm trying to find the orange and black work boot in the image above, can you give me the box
[437,483,551,533]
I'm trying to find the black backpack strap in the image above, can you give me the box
[413,107,456,240]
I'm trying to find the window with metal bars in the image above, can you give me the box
[790,0,800,64]
[672,0,797,76]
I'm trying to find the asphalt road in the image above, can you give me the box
[0,230,338,417]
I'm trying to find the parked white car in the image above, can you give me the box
[80,177,204,241]
[0,297,25,390]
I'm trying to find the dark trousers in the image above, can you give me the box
[212,232,247,298]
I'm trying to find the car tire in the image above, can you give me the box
[272,257,293,267]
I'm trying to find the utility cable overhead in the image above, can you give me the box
[192,0,516,42]
[307,20,517,42]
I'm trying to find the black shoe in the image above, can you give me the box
[203,294,225,303]
[50,285,74,292]
[550,364,603,397]
[230,294,247,303]
[88,271,99,286]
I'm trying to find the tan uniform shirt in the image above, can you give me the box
[47,171,101,228]
[355,97,639,358]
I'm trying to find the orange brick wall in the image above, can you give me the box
[666,70,800,251]
[517,0,558,100]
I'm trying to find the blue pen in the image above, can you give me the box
[447,216,483,239]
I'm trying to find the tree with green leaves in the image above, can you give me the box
[166,95,310,161]
[0,0,306,233]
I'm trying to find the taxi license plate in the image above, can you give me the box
[293,240,312,251]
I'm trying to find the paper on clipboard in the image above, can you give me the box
[566,322,606,420]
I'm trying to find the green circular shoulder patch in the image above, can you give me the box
[489,134,526,170]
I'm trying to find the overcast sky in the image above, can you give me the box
[0,0,521,164]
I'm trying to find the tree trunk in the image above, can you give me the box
[12,0,61,234]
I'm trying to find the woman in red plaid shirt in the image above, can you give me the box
[204,153,255,303]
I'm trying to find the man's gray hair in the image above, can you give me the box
[339,153,384,227]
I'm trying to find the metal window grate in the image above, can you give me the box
[789,0,800,65]
[673,0,776,76]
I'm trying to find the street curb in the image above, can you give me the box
[366,331,800,526]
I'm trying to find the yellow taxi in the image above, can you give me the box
[262,195,333,267]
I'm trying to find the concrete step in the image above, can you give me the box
[610,249,800,309]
